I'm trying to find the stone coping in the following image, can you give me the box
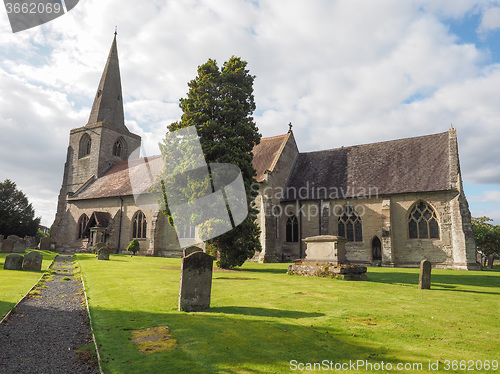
[302,235,347,243]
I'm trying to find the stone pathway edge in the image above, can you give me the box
[79,265,104,374]
[0,255,57,325]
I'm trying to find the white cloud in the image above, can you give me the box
[478,6,500,34]
[1,0,500,226]
[469,190,500,203]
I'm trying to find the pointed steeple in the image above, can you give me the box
[87,33,126,130]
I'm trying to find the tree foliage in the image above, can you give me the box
[127,239,141,255]
[159,57,262,268]
[0,179,40,237]
[471,216,500,257]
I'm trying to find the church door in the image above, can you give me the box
[372,237,382,262]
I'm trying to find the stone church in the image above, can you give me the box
[52,35,479,270]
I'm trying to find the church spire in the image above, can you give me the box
[87,33,126,130]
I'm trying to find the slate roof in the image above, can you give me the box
[70,155,163,200]
[70,131,453,202]
[283,131,451,201]
[252,133,289,182]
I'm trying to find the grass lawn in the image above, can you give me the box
[0,250,57,318]
[75,254,500,374]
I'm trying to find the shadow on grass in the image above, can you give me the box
[89,308,425,374]
[368,269,500,295]
[204,306,324,319]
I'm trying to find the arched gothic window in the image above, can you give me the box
[408,201,439,239]
[132,211,147,239]
[113,138,123,158]
[286,214,299,242]
[77,214,89,239]
[338,206,363,242]
[79,134,91,158]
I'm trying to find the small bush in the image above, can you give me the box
[127,239,140,255]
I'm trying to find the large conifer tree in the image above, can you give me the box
[0,179,40,237]
[163,57,262,268]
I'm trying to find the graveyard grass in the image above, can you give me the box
[0,250,57,318]
[75,254,499,374]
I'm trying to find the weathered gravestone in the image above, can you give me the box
[4,254,24,270]
[487,254,494,269]
[418,259,431,290]
[23,251,43,271]
[24,236,37,249]
[12,239,26,253]
[39,237,52,251]
[183,246,201,257]
[0,235,3,251]
[1,239,15,253]
[178,251,214,312]
[95,242,107,251]
[97,246,111,260]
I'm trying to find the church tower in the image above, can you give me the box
[52,33,141,240]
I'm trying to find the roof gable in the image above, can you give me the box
[252,132,290,182]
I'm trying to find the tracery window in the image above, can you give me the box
[338,205,363,242]
[286,214,299,242]
[77,214,89,239]
[132,211,147,239]
[408,201,439,239]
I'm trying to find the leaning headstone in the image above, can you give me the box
[97,246,110,261]
[418,259,431,290]
[1,239,15,253]
[24,236,37,249]
[39,237,52,251]
[22,251,43,271]
[12,239,26,253]
[4,254,24,270]
[178,251,214,312]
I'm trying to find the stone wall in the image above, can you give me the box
[53,122,141,248]
[53,195,182,257]
[272,190,477,269]
[256,132,299,262]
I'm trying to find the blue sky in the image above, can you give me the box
[0,0,499,226]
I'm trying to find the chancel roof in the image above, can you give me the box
[283,131,452,201]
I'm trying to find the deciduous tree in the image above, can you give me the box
[471,217,500,265]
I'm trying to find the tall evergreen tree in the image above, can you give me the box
[0,179,40,237]
[160,57,262,268]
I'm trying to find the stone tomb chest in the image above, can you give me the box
[302,235,347,265]
[288,235,367,280]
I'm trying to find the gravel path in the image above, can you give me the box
[0,253,100,374]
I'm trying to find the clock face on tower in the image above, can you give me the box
[3,0,80,33]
